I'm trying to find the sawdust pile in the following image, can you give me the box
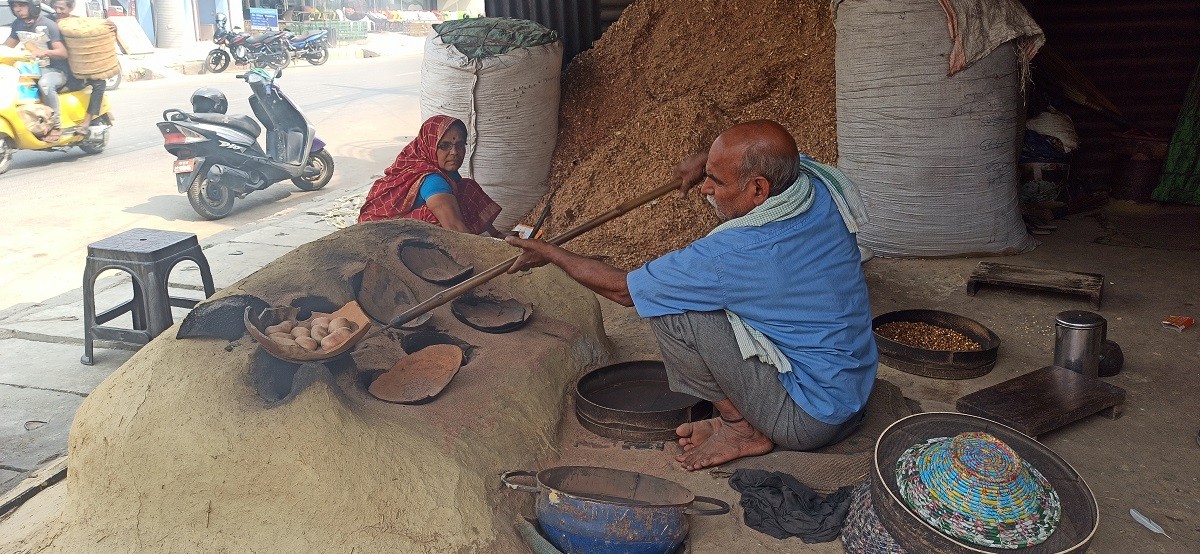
[537,0,837,269]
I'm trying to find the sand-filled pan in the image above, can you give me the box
[245,300,372,363]
[399,240,474,285]
[574,360,712,441]
[872,309,1000,380]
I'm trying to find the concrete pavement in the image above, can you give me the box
[0,166,374,496]
[1,32,430,496]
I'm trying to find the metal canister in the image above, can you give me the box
[1053,311,1107,377]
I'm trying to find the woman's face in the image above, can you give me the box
[436,125,467,173]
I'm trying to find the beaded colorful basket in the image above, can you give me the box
[842,481,909,554]
[895,432,1061,549]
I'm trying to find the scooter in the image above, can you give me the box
[156,68,334,219]
[285,29,330,66]
[0,47,113,175]
[205,14,291,73]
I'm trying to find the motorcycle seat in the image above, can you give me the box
[293,30,324,42]
[244,33,279,45]
[184,112,262,138]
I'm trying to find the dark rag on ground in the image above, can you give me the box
[728,469,854,542]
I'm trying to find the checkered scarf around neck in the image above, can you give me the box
[707,156,869,373]
[358,115,502,234]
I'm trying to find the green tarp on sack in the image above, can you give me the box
[433,17,559,60]
[1153,60,1200,205]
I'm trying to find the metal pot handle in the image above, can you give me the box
[684,495,730,516]
[500,470,541,494]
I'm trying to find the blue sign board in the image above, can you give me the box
[249,7,279,30]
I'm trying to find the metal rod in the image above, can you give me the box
[387,181,680,328]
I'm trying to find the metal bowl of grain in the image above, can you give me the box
[872,310,1000,379]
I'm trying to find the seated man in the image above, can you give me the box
[5,0,70,131]
[505,120,878,471]
[52,0,113,134]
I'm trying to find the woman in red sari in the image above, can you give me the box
[358,115,503,236]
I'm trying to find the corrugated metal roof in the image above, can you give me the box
[483,0,601,65]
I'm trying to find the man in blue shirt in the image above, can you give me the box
[506,120,877,471]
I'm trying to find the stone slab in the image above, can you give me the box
[284,212,341,231]
[0,469,21,493]
[199,242,298,289]
[0,282,193,347]
[0,385,83,471]
[0,338,131,394]
[0,284,150,341]
[228,226,334,249]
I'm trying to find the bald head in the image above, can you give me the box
[712,120,800,197]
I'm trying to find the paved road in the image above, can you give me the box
[0,55,425,309]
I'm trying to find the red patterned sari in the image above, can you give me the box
[357,115,502,234]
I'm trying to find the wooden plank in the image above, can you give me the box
[966,262,1104,308]
[0,456,67,518]
[955,366,1125,437]
[108,16,154,55]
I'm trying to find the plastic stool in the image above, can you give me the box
[81,228,215,365]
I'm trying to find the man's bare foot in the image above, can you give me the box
[676,418,721,452]
[675,417,773,471]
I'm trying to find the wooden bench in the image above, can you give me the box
[955,366,1125,438]
[966,262,1104,308]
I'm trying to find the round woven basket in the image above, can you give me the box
[58,18,119,80]
[842,481,908,554]
[871,413,1098,553]
[894,432,1061,548]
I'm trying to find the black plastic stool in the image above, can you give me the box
[81,228,215,365]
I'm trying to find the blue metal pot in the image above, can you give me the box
[502,466,730,554]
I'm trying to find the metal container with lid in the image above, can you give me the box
[1054,311,1107,378]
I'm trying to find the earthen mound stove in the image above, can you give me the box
[26,220,610,552]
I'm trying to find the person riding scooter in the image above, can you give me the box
[0,10,113,174]
[52,0,113,135]
[4,0,69,136]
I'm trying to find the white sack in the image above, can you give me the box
[420,33,563,230]
[834,0,1036,257]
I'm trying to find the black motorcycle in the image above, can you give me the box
[285,28,331,66]
[156,68,334,219]
[205,14,291,73]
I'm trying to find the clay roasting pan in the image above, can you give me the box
[368,344,463,404]
[450,291,533,334]
[399,240,473,285]
[245,300,372,363]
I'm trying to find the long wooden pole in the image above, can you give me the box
[387,181,680,328]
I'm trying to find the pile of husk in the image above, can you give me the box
[531,0,838,269]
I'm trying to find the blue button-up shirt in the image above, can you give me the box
[627,184,877,424]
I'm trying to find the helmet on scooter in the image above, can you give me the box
[191,87,228,114]
[10,0,42,19]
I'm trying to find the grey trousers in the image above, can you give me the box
[38,68,67,116]
[649,310,864,451]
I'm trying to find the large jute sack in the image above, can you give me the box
[833,0,1036,257]
[420,18,562,230]
[58,17,119,80]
